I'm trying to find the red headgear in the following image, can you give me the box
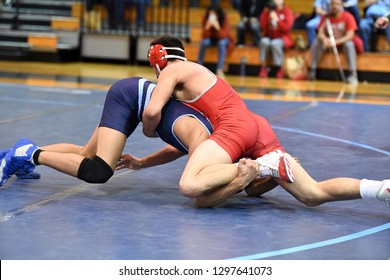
[147,44,186,74]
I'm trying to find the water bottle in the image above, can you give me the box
[240,56,247,77]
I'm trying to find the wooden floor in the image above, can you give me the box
[0,60,390,105]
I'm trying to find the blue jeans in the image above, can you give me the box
[197,37,229,70]
[306,15,321,47]
[115,0,151,28]
[359,3,390,51]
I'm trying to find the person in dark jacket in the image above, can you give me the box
[236,0,266,47]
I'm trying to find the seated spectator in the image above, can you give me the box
[236,0,265,47]
[258,0,294,79]
[308,0,363,83]
[84,0,102,31]
[359,0,390,52]
[375,12,390,28]
[115,0,151,30]
[343,0,361,25]
[197,4,232,78]
[231,0,241,9]
[187,1,239,8]
[306,0,331,47]
[105,0,117,30]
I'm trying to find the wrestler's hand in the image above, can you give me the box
[236,158,260,189]
[116,154,143,170]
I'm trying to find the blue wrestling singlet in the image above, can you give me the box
[99,77,213,153]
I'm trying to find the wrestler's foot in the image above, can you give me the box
[0,138,39,187]
[15,170,41,180]
[255,150,295,183]
[377,180,390,207]
[1,148,40,180]
[0,148,11,159]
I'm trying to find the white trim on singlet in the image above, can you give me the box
[176,72,217,104]
[137,78,156,120]
[171,114,213,152]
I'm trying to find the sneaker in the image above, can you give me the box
[275,68,284,79]
[255,150,295,183]
[346,73,358,84]
[0,138,39,187]
[258,66,268,78]
[377,180,390,207]
[308,69,316,81]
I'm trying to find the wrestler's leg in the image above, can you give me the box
[41,126,99,158]
[94,127,126,170]
[37,127,126,177]
[174,117,259,202]
[278,153,361,206]
[244,178,279,197]
[194,158,259,207]
[179,139,237,198]
[172,116,210,157]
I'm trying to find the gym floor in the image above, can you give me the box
[0,61,389,260]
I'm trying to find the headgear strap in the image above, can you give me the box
[148,44,187,74]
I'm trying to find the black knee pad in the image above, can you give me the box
[77,155,113,183]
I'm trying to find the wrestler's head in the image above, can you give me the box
[148,35,187,77]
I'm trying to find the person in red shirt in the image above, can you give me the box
[197,4,232,79]
[308,0,363,83]
[258,0,294,79]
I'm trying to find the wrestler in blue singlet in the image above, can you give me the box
[98,77,213,153]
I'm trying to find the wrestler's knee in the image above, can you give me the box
[77,156,113,183]
[294,191,324,207]
[179,177,202,198]
[300,197,322,207]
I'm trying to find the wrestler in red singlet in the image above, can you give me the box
[179,74,284,162]
[146,37,294,183]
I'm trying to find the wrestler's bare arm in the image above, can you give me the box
[143,66,180,137]
[194,159,259,208]
[116,145,185,170]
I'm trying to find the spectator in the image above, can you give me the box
[114,0,151,30]
[308,0,363,83]
[186,1,239,8]
[359,0,390,52]
[84,0,102,31]
[231,0,241,9]
[104,0,117,30]
[236,0,266,47]
[258,0,294,79]
[197,4,232,78]
[343,0,361,25]
[306,0,331,47]
[375,11,390,28]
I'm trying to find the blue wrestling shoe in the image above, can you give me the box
[0,148,12,186]
[0,148,41,181]
[0,138,39,187]
[15,166,41,179]
[0,148,10,159]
